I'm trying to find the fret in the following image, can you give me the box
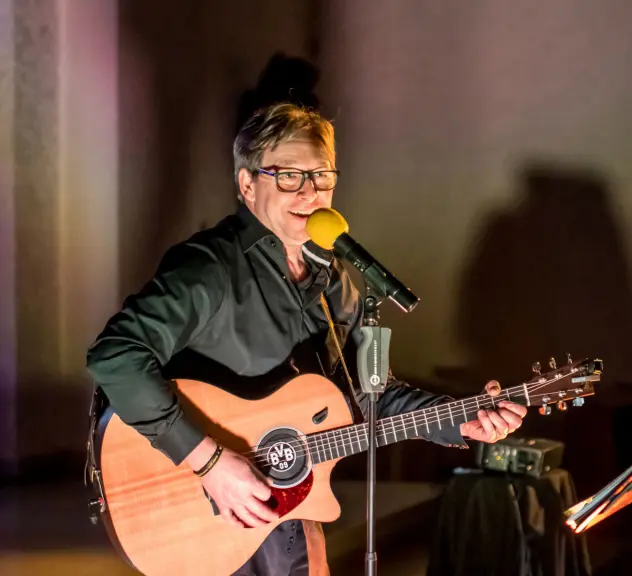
[412,413,419,437]
[309,440,318,465]
[311,436,318,464]
[338,430,346,457]
[424,410,430,433]
[315,434,324,464]
[327,432,335,459]
[308,441,318,465]
[435,406,442,430]
[448,403,454,427]
[461,400,468,422]
[402,415,409,439]
[475,396,480,411]
[490,395,495,409]
[326,432,334,461]
[376,424,384,448]
[355,425,362,454]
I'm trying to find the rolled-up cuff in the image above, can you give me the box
[150,411,207,465]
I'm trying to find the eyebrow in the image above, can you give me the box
[269,160,332,171]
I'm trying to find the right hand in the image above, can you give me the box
[200,446,280,528]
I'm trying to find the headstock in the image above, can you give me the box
[522,355,603,415]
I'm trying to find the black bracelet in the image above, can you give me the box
[194,444,224,477]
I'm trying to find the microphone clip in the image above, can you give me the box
[357,285,390,396]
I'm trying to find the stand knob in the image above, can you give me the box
[539,404,552,416]
[572,397,585,407]
[556,401,568,412]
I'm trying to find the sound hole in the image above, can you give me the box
[255,427,311,489]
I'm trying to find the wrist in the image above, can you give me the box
[184,437,218,472]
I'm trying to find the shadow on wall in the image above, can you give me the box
[117,0,322,297]
[235,52,322,132]
[453,160,632,497]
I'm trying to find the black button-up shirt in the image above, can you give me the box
[86,205,466,464]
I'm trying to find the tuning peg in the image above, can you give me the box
[566,352,572,365]
[549,357,557,370]
[532,361,542,375]
[539,404,552,416]
[572,397,585,407]
[556,400,568,412]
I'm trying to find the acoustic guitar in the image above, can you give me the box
[90,356,602,575]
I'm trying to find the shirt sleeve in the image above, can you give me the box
[347,294,469,449]
[86,242,227,464]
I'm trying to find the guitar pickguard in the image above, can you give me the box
[270,471,314,517]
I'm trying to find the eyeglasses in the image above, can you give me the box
[257,168,339,193]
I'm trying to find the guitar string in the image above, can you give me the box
[240,375,570,462]
[245,388,577,465]
[244,380,573,463]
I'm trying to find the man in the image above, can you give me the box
[86,103,527,575]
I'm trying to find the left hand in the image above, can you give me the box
[459,380,528,443]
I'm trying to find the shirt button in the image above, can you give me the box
[289,536,295,543]
[286,547,292,554]
[270,239,277,247]
[290,522,296,529]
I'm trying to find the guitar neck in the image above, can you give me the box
[308,384,531,464]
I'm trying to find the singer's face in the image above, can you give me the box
[240,138,335,247]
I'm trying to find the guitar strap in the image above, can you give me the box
[319,293,365,423]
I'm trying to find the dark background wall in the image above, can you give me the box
[2,1,631,509]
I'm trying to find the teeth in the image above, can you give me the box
[290,210,313,215]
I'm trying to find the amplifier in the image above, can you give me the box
[475,437,565,478]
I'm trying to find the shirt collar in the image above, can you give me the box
[235,204,275,252]
[235,204,334,268]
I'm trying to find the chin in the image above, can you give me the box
[282,231,309,246]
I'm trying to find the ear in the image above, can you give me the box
[238,168,256,203]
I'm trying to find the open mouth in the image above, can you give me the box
[288,210,314,220]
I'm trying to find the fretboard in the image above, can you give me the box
[308,384,531,465]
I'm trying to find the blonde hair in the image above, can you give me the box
[233,103,335,201]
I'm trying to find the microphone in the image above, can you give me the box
[306,208,419,313]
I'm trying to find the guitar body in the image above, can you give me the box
[97,374,352,576]
[95,356,602,575]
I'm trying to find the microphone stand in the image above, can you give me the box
[357,284,391,576]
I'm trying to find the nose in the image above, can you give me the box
[296,176,318,200]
